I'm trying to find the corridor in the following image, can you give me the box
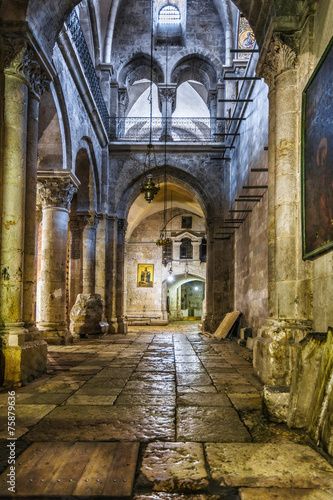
[0,323,333,498]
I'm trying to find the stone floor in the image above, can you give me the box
[1,322,333,499]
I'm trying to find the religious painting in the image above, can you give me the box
[137,264,154,287]
[302,37,333,259]
[237,15,255,60]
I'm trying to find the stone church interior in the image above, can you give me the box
[0,0,333,497]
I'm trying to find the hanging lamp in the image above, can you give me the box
[141,0,160,203]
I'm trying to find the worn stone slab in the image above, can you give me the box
[130,372,175,382]
[175,363,206,373]
[176,372,212,386]
[136,361,175,372]
[115,395,176,406]
[177,385,217,394]
[139,442,209,492]
[216,383,258,394]
[122,381,176,394]
[228,393,262,411]
[0,405,56,438]
[134,494,224,499]
[205,443,333,488]
[34,380,86,393]
[64,394,118,405]
[239,488,333,499]
[22,405,175,442]
[177,393,231,407]
[177,407,251,442]
[0,392,68,405]
[74,386,123,396]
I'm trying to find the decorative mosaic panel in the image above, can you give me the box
[237,16,255,59]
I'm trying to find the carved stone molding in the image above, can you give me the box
[118,88,129,113]
[260,33,298,90]
[77,213,98,231]
[38,178,78,211]
[208,90,217,114]
[24,49,50,98]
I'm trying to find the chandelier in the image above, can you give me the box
[141,0,159,203]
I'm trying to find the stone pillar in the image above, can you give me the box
[23,58,50,338]
[115,218,128,333]
[78,213,97,295]
[116,87,128,140]
[37,172,79,344]
[202,221,214,332]
[106,215,118,333]
[254,34,312,385]
[192,241,201,261]
[109,82,119,140]
[0,34,48,386]
[208,89,217,140]
[158,84,177,141]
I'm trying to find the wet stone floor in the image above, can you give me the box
[1,322,333,499]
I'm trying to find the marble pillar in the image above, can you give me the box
[0,35,48,386]
[158,84,177,141]
[37,172,79,344]
[254,34,312,385]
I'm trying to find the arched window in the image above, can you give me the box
[180,238,193,259]
[159,5,181,24]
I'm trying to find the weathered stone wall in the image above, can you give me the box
[126,209,206,321]
[111,0,225,81]
[231,79,269,333]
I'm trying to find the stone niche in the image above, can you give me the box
[70,294,109,337]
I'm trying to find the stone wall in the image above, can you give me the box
[231,79,269,333]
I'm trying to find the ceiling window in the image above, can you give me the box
[159,5,181,24]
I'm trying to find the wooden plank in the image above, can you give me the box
[41,442,95,496]
[214,311,241,340]
[103,442,140,497]
[0,442,139,498]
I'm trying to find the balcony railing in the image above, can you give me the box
[66,10,109,132]
[110,117,223,142]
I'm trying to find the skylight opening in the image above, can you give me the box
[159,5,181,25]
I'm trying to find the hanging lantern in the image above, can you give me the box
[141,174,160,203]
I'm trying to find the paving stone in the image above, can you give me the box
[205,443,333,488]
[177,393,231,407]
[228,393,262,411]
[177,407,252,442]
[177,385,217,394]
[239,488,333,499]
[130,372,175,382]
[136,361,175,372]
[64,394,118,405]
[0,392,68,405]
[122,381,176,394]
[0,404,56,438]
[176,363,206,373]
[22,405,175,442]
[116,395,176,406]
[74,386,123,395]
[33,380,86,393]
[176,373,212,386]
[84,378,128,388]
[139,442,209,492]
[216,383,258,394]
[134,494,224,499]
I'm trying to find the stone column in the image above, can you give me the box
[208,89,217,140]
[115,218,128,333]
[202,220,214,332]
[254,34,312,385]
[23,55,50,338]
[106,215,118,332]
[109,82,119,140]
[158,84,177,141]
[78,213,97,295]
[192,240,201,261]
[37,172,79,344]
[117,87,128,140]
[0,34,47,386]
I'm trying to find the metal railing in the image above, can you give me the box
[109,117,222,142]
[66,10,109,132]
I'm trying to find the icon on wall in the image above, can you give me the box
[137,264,154,287]
[237,16,255,59]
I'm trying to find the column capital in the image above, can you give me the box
[157,84,177,113]
[1,32,50,98]
[37,171,80,211]
[260,33,298,90]
[76,212,98,230]
[118,87,129,111]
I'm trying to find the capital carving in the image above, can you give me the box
[260,33,298,89]
[2,34,50,97]
[118,88,129,112]
[77,213,98,231]
[38,178,78,211]
[158,87,177,113]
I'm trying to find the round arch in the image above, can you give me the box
[171,54,219,91]
[118,53,164,89]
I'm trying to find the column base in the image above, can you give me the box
[0,325,47,387]
[38,323,73,345]
[253,318,312,385]
[117,318,128,334]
